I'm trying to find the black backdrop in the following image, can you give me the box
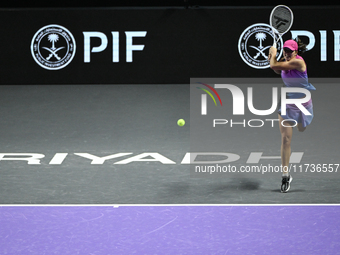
[1,5,339,84]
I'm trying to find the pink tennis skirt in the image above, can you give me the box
[278,98,314,128]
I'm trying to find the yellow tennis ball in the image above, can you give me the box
[177,119,185,126]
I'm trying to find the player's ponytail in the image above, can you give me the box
[294,37,307,55]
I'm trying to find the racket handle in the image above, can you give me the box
[273,41,277,48]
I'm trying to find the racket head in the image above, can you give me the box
[270,5,294,35]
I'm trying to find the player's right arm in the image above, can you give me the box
[268,52,282,75]
[268,48,286,75]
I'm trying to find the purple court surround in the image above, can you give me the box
[1,206,339,254]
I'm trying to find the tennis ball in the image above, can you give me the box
[177,119,185,126]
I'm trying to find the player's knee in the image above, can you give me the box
[281,134,291,147]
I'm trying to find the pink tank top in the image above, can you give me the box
[281,55,316,98]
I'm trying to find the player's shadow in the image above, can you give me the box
[160,178,261,201]
[162,181,191,197]
[211,178,261,192]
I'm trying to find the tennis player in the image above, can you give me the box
[268,38,316,192]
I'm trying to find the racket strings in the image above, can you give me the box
[270,7,293,33]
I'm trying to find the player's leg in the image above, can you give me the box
[278,114,294,192]
[297,123,306,132]
[278,114,293,172]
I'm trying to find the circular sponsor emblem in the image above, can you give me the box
[238,23,283,69]
[31,24,76,70]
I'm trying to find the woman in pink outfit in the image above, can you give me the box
[268,39,316,192]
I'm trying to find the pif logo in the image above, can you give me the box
[31,24,76,70]
[238,23,283,69]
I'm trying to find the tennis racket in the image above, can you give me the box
[270,5,293,48]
